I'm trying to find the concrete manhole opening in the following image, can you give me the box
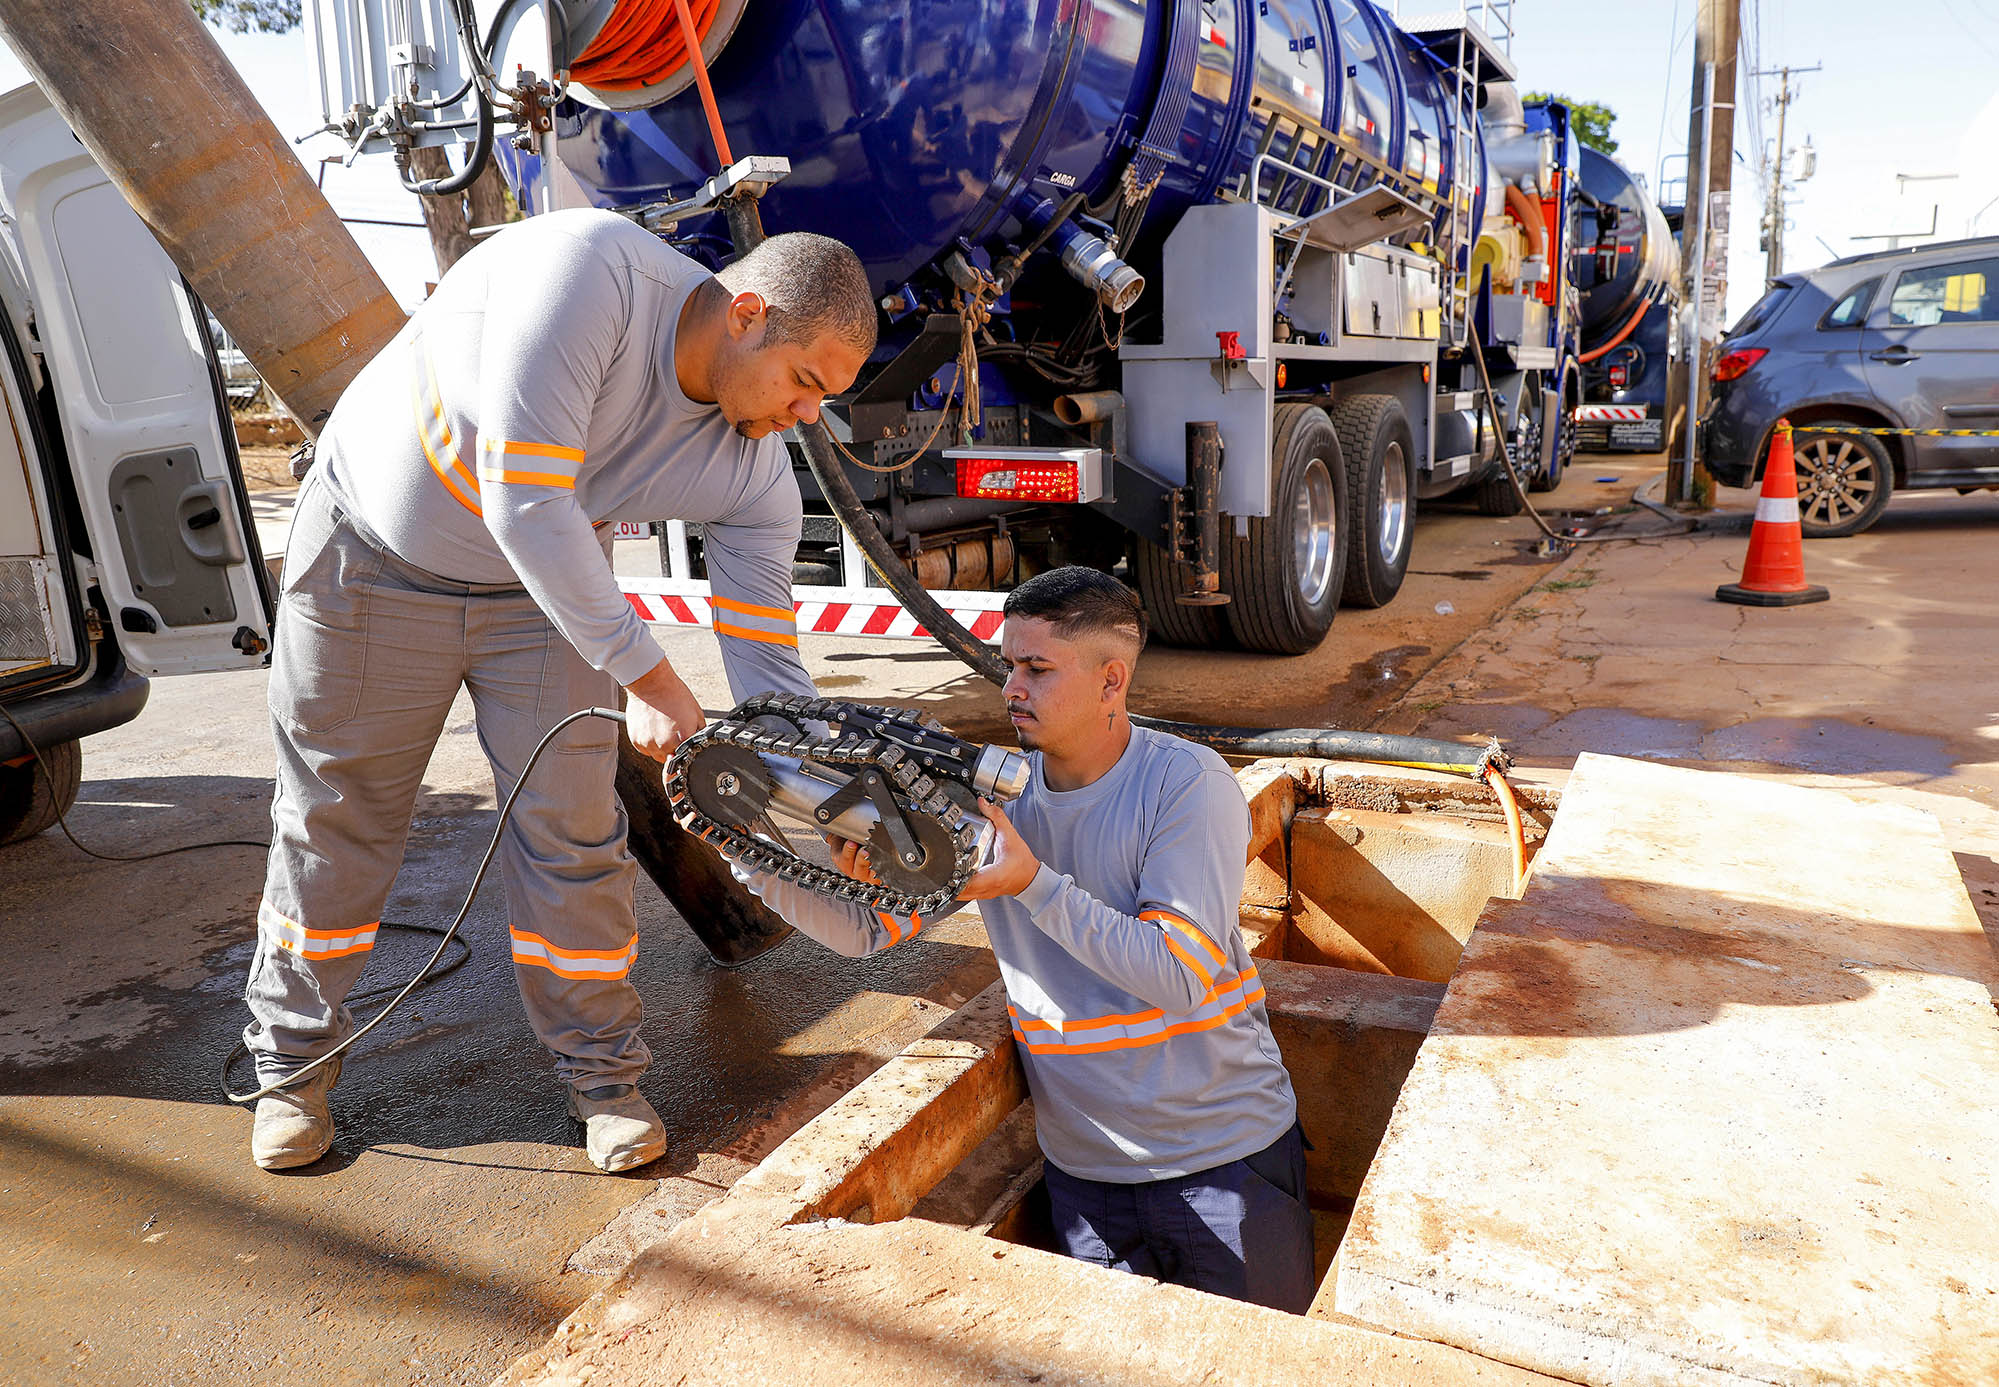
[872,759,1561,1301]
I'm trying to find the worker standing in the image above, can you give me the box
[242,208,876,1174]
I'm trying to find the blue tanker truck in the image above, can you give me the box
[1570,144,1682,456]
[309,0,1584,653]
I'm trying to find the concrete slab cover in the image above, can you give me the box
[1335,753,1999,1386]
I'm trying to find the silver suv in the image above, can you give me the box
[1701,236,1999,536]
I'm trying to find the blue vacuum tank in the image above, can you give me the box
[538,0,1488,302]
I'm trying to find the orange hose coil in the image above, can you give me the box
[1578,299,1651,364]
[570,0,721,90]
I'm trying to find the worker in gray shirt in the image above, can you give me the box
[242,209,876,1174]
[723,568,1316,1311]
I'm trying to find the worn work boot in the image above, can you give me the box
[566,1082,667,1173]
[250,1056,342,1171]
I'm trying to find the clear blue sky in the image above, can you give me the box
[5,2,1998,316]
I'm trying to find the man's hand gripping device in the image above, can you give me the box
[665,694,1030,917]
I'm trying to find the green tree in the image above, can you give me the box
[1525,93,1618,156]
[190,0,301,34]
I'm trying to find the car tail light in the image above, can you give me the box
[946,447,1106,503]
[1712,347,1767,383]
[1608,362,1629,389]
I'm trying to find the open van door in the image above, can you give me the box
[0,84,271,677]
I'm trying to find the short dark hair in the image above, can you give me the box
[717,231,878,357]
[1003,566,1147,659]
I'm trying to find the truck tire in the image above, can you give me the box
[1221,403,1346,655]
[1132,539,1231,647]
[1529,374,1567,493]
[0,736,82,846]
[1792,422,1894,537]
[1477,384,1534,516]
[1333,394,1416,609]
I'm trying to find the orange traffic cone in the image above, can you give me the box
[1716,419,1830,607]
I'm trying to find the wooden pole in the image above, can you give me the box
[0,0,406,435]
[1669,0,1741,506]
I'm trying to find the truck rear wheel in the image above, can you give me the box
[0,736,82,846]
[1132,540,1230,647]
[1221,403,1346,655]
[1333,394,1416,609]
[1477,383,1535,516]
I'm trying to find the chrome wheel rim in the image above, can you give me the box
[1294,455,1339,607]
[1515,397,1543,480]
[1378,440,1409,564]
[1797,438,1879,528]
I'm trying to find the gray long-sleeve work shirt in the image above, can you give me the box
[735,725,1299,1182]
[314,207,814,702]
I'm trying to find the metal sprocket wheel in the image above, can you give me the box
[681,742,773,829]
[866,811,962,898]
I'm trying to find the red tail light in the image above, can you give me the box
[955,457,1081,503]
[1712,347,1767,383]
[1608,362,1629,389]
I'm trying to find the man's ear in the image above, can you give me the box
[726,291,767,340]
[1101,654,1130,705]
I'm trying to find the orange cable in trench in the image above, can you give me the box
[1486,765,1530,895]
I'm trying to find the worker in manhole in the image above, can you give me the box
[723,567,1316,1312]
[240,210,874,1174]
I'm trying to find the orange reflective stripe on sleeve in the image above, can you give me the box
[475,437,583,489]
[1005,965,1264,1056]
[1142,908,1228,989]
[482,439,586,463]
[872,910,925,945]
[1160,931,1217,989]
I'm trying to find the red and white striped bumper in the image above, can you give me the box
[1576,404,1649,423]
[621,578,1009,643]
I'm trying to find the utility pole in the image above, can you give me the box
[1754,63,1821,281]
[1669,0,1742,507]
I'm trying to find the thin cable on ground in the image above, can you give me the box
[1467,338,1696,547]
[1,701,490,1093]
[221,705,629,1105]
[0,704,269,862]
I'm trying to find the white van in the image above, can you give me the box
[0,85,271,843]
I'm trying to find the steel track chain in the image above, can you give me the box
[665,693,984,918]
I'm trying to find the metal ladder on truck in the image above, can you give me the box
[1395,4,1520,348]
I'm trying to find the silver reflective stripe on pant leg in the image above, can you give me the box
[464,588,647,1090]
[244,480,465,1084]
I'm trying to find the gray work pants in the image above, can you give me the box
[242,475,647,1090]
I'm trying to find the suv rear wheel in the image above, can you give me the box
[1792,423,1894,537]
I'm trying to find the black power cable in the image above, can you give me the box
[0,699,628,1106]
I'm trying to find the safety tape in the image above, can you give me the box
[621,578,1008,644]
[1792,426,1999,438]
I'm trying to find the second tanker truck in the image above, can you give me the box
[308,0,1585,653]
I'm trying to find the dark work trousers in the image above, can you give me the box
[1043,1122,1317,1313]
